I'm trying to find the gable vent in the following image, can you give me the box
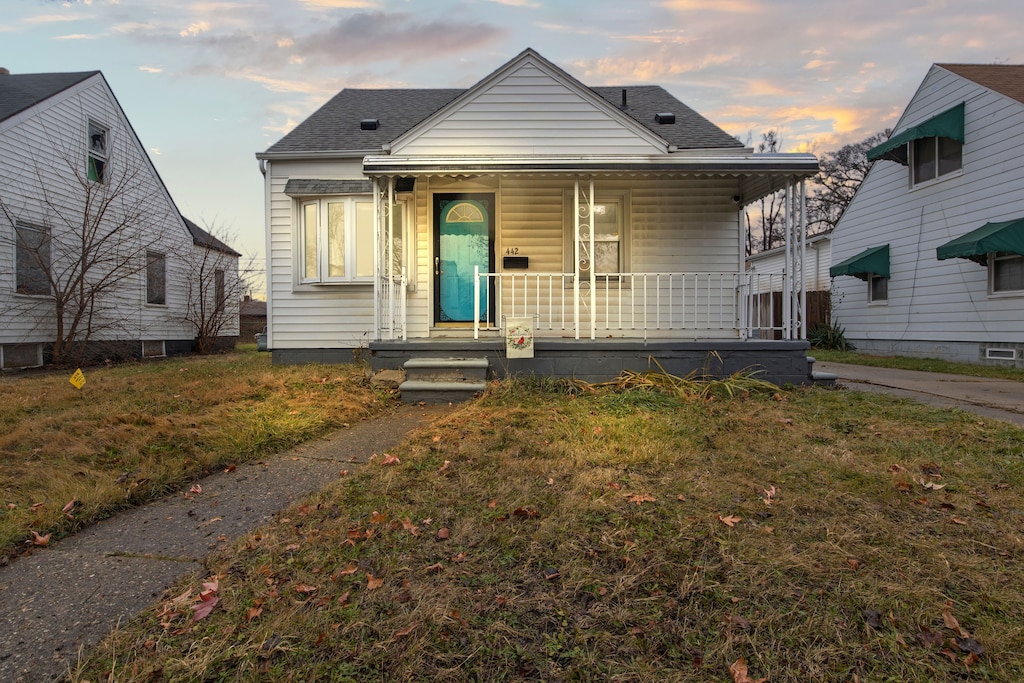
[655,113,676,125]
[360,119,379,131]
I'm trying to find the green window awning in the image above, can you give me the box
[866,102,965,165]
[936,218,1024,265]
[830,244,890,280]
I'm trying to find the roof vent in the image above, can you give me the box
[620,88,627,109]
[655,112,676,125]
[360,119,379,131]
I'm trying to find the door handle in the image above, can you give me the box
[435,256,440,275]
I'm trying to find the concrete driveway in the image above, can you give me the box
[814,361,1024,427]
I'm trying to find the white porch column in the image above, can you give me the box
[573,176,596,341]
[374,176,395,341]
[799,178,807,340]
[782,179,792,340]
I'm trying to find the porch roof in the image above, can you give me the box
[363,153,819,203]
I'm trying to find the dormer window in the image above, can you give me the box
[87,120,108,183]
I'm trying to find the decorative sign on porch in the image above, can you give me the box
[505,317,535,359]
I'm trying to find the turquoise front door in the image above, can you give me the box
[434,193,494,323]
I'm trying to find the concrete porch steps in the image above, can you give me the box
[398,357,489,404]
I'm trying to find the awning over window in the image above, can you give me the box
[829,244,889,280]
[936,218,1024,265]
[866,102,965,165]
[284,179,372,196]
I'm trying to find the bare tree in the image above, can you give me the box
[179,219,253,354]
[745,130,787,255]
[1,114,179,367]
[806,130,891,234]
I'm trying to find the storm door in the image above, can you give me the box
[433,193,495,324]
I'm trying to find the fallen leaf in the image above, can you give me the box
[956,637,985,655]
[919,479,946,490]
[863,610,883,629]
[437,460,451,473]
[401,517,420,535]
[762,485,777,505]
[294,584,318,594]
[247,606,262,622]
[30,531,51,546]
[547,477,554,485]
[963,651,981,667]
[950,517,968,526]
[888,464,908,473]
[190,484,203,495]
[846,558,862,571]
[425,562,444,573]
[224,464,237,473]
[487,499,497,509]
[728,657,766,683]
[513,507,540,519]
[717,514,741,527]
[725,613,752,631]
[366,574,384,591]
[30,502,44,511]
[624,492,657,505]
[394,622,419,638]
[192,595,219,621]
[62,499,78,514]
[917,625,945,648]
[435,527,450,541]
[381,454,401,466]
[337,590,351,606]
[542,567,560,581]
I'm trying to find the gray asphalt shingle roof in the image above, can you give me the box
[0,71,99,123]
[263,84,742,156]
[183,217,242,257]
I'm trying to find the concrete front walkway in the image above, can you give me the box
[814,361,1024,426]
[0,403,452,683]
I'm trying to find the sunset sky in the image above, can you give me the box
[4,0,1023,280]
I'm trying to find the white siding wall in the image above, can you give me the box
[266,159,376,350]
[832,67,1024,346]
[395,63,663,156]
[746,236,831,292]
[0,75,195,352]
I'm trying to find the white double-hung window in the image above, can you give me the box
[300,197,374,283]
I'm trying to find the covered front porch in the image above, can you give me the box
[366,155,819,385]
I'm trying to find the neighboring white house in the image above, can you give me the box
[830,64,1024,365]
[746,232,832,334]
[747,232,832,293]
[256,49,821,384]
[0,69,239,369]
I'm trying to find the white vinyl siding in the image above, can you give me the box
[0,74,198,348]
[832,65,1024,346]
[395,63,664,156]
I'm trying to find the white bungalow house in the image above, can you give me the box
[830,64,1024,366]
[257,49,820,392]
[0,69,239,369]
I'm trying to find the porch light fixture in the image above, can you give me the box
[360,119,380,130]
[655,113,676,124]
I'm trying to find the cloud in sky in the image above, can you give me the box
[7,0,1022,266]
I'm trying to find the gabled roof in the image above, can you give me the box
[0,71,99,123]
[183,216,242,257]
[260,50,742,158]
[938,64,1024,105]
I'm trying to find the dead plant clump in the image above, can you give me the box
[74,376,1024,682]
[0,352,394,559]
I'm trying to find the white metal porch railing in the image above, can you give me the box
[473,270,790,340]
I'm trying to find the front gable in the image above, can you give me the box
[391,49,669,157]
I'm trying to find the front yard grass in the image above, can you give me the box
[73,377,1024,682]
[0,351,393,560]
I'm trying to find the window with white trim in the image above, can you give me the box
[299,197,374,283]
[15,222,50,296]
[570,195,629,278]
[868,274,888,303]
[912,136,961,185]
[87,120,108,184]
[991,252,1024,293]
[147,251,166,305]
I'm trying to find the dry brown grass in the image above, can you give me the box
[0,351,393,559]
[73,378,1024,682]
